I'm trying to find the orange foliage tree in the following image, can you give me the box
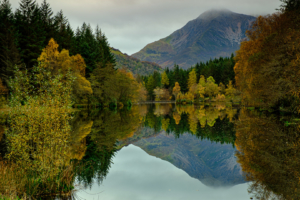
[234,12,300,110]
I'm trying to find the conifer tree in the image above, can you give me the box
[146,76,155,100]
[0,0,21,85]
[15,0,46,68]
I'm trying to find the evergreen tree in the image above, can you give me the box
[146,76,155,100]
[281,0,300,12]
[39,0,55,47]
[0,0,21,85]
[15,0,46,68]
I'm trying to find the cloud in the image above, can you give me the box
[10,0,282,54]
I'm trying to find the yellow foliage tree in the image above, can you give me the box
[172,82,181,100]
[199,75,206,87]
[205,76,219,98]
[198,84,205,99]
[188,69,197,92]
[161,71,169,87]
[225,80,236,97]
[38,38,92,103]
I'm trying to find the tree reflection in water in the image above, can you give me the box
[3,103,299,199]
[235,109,300,200]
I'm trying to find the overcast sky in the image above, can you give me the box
[10,0,282,55]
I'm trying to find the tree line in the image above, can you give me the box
[141,55,237,102]
[0,0,145,107]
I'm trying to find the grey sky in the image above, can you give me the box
[10,0,282,55]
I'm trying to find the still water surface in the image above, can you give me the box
[1,103,299,199]
[74,103,283,200]
[77,145,250,200]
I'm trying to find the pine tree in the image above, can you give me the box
[15,0,46,68]
[39,0,56,47]
[146,76,155,100]
[0,0,21,85]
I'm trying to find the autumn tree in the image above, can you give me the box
[172,82,181,100]
[205,76,219,98]
[153,87,163,101]
[188,69,197,92]
[161,89,171,101]
[114,69,139,104]
[137,83,148,102]
[234,11,300,110]
[225,80,236,100]
[161,71,169,88]
[198,75,206,98]
[38,38,92,103]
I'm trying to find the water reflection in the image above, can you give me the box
[118,104,243,187]
[75,107,144,189]
[235,109,300,200]
[1,103,299,199]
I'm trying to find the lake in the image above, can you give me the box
[1,103,299,199]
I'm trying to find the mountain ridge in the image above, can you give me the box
[132,9,256,69]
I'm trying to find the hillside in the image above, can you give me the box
[132,9,256,69]
[111,48,163,75]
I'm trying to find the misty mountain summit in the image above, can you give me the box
[132,9,256,69]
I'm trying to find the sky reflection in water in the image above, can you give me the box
[77,144,250,200]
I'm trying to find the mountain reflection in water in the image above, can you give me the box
[76,103,248,199]
[75,104,300,200]
[1,103,299,199]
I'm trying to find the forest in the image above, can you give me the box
[0,0,299,199]
[0,0,147,109]
[142,56,237,103]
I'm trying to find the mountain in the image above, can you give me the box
[132,131,245,187]
[132,9,256,69]
[111,48,163,75]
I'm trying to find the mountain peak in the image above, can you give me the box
[197,9,234,20]
[132,10,256,69]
